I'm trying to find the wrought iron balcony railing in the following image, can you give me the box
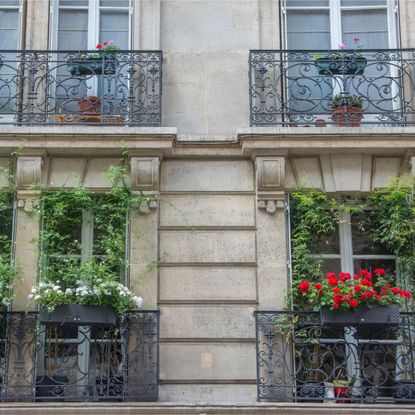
[0,311,159,402]
[0,50,162,126]
[255,311,415,403]
[249,49,415,127]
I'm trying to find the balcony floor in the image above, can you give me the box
[0,402,414,415]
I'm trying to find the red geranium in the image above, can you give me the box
[294,269,411,311]
[298,281,310,293]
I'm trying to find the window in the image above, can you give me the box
[283,0,397,50]
[51,0,131,50]
[309,211,395,275]
[0,0,21,119]
[282,0,399,122]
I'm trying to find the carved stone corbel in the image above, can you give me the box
[16,156,43,189]
[17,190,41,213]
[256,157,286,214]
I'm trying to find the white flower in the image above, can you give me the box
[65,288,73,295]
[31,287,37,293]
[134,296,143,308]
[28,294,34,300]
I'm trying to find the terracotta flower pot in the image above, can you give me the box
[332,105,363,127]
[78,96,101,114]
[334,385,350,403]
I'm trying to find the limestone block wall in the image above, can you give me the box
[157,159,258,402]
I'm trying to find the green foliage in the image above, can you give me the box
[290,189,337,282]
[0,171,16,308]
[368,179,415,289]
[34,163,152,313]
[290,181,415,310]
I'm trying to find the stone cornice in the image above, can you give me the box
[0,127,176,157]
[239,127,415,157]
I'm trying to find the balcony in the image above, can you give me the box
[0,50,162,126]
[255,311,415,403]
[249,49,415,127]
[0,311,159,402]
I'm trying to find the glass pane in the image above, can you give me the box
[0,9,18,50]
[287,10,330,49]
[58,9,88,49]
[341,0,387,6]
[353,258,395,276]
[351,213,392,255]
[100,0,129,6]
[0,0,20,5]
[321,258,342,275]
[59,0,88,5]
[342,10,388,49]
[287,0,329,6]
[99,10,129,48]
[310,227,340,255]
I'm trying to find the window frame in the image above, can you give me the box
[49,0,133,50]
[282,0,399,51]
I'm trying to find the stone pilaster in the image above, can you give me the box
[255,156,287,309]
[129,157,160,308]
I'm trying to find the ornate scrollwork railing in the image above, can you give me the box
[255,311,415,403]
[249,49,415,126]
[0,310,159,401]
[0,50,162,126]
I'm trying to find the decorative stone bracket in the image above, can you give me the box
[130,157,160,191]
[16,156,43,189]
[17,190,41,213]
[256,156,286,214]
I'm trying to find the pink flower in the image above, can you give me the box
[353,37,360,44]
[96,43,102,49]
[339,41,346,50]
[103,41,108,46]
[109,40,115,45]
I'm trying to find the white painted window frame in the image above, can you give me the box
[49,0,133,50]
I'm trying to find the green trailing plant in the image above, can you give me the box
[30,162,154,313]
[367,179,415,299]
[331,94,363,110]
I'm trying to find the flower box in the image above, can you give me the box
[315,56,367,75]
[39,304,117,326]
[68,55,117,76]
[320,304,400,327]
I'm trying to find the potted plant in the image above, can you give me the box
[29,261,143,326]
[331,94,364,127]
[67,40,120,76]
[295,268,411,327]
[314,38,367,76]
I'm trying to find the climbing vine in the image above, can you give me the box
[33,162,156,312]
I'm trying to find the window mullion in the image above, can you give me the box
[339,211,353,274]
[330,0,342,48]
[88,0,99,49]
[81,209,93,263]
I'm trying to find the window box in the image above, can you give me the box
[314,57,367,76]
[39,304,117,327]
[68,55,117,76]
[320,304,400,327]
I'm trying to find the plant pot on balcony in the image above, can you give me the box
[332,105,363,127]
[315,56,367,75]
[68,55,117,76]
[320,304,400,327]
[35,374,69,402]
[39,304,117,326]
[78,96,101,114]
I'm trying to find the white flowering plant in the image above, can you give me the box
[29,261,143,314]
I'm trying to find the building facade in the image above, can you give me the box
[0,0,414,412]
